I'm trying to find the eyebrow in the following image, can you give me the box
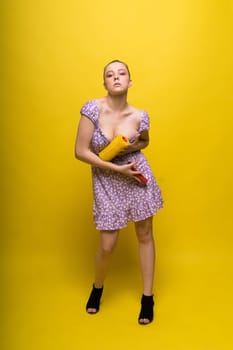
[105,68,127,75]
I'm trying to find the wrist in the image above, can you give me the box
[108,162,120,172]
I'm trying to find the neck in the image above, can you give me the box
[105,93,128,111]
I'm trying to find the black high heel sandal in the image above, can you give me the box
[138,294,154,325]
[86,284,103,314]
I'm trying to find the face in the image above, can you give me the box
[103,62,132,95]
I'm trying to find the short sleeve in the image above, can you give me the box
[138,110,150,133]
[80,100,99,125]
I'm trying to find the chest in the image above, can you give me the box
[98,110,141,140]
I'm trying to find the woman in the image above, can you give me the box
[75,60,163,325]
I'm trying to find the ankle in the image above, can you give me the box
[86,284,104,314]
[138,294,155,325]
[141,294,154,302]
[142,293,154,298]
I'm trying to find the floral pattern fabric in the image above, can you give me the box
[80,100,163,230]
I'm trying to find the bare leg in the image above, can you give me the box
[135,216,155,324]
[87,230,119,313]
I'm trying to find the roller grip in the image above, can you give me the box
[128,161,148,184]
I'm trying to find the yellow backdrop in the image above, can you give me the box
[2,1,233,349]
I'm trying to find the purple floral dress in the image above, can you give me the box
[80,100,163,231]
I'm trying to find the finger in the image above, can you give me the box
[130,133,140,144]
[133,175,142,183]
[128,161,138,170]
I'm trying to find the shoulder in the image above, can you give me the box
[80,99,98,115]
[128,104,149,118]
[80,99,100,124]
[128,104,150,130]
[139,109,150,132]
[127,104,150,132]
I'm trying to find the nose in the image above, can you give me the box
[114,75,119,80]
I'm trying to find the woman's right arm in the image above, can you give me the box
[75,115,113,169]
[75,116,142,179]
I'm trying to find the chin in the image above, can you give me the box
[109,89,127,96]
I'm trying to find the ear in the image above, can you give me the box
[103,82,107,90]
[128,80,132,88]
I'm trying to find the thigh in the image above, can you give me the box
[134,216,153,239]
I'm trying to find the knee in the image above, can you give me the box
[135,217,154,244]
[138,232,153,244]
[98,230,119,257]
[99,243,116,257]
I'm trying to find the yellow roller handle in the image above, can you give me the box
[99,134,130,161]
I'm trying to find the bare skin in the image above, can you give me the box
[75,62,155,324]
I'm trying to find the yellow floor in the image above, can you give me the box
[2,224,233,350]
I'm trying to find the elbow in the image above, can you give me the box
[75,152,80,160]
[75,147,83,160]
[140,139,149,150]
[75,146,90,162]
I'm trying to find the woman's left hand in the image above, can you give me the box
[118,133,141,156]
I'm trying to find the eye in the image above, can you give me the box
[120,72,126,75]
[106,73,113,78]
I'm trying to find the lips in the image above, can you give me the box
[113,83,121,87]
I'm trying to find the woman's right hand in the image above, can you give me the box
[117,162,142,183]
